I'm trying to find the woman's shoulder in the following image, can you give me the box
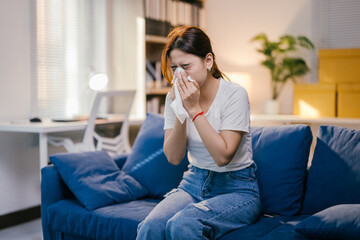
[220,78,248,99]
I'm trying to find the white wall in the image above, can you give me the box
[205,0,313,114]
[0,0,145,216]
[0,0,314,216]
[108,0,145,120]
[0,0,41,215]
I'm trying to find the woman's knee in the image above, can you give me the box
[166,214,193,240]
[137,216,167,240]
[166,209,210,240]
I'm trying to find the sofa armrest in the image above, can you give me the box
[113,153,128,169]
[41,165,73,240]
[41,165,73,205]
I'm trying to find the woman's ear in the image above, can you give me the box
[204,53,214,71]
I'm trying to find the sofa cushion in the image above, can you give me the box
[251,125,312,216]
[219,215,309,240]
[57,233,89,240]
[295,204,360,240]
[122,113,189,199]
[47,198,159,240]
[112,153,128,169]
[302,125,360,214]
[50,151,148,210]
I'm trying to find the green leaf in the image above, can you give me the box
[297,36,315,49]
[251,33,268,43]
[262,42,280,56]
[279,35,296,52]
[251,32,315,95]
[261,60,275,71]
[282,58,310,78]
[263,47,273,56]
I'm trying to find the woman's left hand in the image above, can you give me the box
[176,71,202,117]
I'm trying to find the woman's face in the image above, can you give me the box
[169,49,210,87]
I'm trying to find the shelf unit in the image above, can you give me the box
[145,35,169,114]
[145,35,168,44]
[144,0,205,114]
[147,87,172,95]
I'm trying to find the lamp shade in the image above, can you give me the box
[89,73,108,91]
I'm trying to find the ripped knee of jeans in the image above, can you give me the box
[163,188,178,198]
[193,202,210,212]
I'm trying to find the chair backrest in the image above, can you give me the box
[82,90,136,156]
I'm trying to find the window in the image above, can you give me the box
[311,0,360,82]
[33,0,106,118]
[312,0,360,49]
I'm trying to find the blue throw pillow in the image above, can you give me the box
[302,125,360,214]
[295,204,360,239]
[251,125,312,216]
[122,113,189,199]
[50,151,148,210]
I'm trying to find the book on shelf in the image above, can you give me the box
[144,0,204,36]
[145,0,204,114]
[147,97,158,113]
[147,97,166,114]
[146,59,170,91]
[155,61,162,87]
[146,60,156,79]
[145,18,172,37]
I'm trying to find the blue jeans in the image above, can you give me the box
[136,164,261,240]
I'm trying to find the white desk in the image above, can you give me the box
[250,115,360,135]
[250,114,360,142]
[250,114,360,126]
[1,115,359,172]
[0,118,126,171]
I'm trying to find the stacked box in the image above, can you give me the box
[337,83,360,118]
[293,83,336,117]
[319,49,360,118]
[319,49,360,84]
[293,49,360,118]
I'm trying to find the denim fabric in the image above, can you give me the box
[136,164,261,240]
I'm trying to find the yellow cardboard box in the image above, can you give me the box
[319,49,360,84]
[337,83,360,118]
[293,83,336,117]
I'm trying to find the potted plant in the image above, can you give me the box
[251,33,315,114]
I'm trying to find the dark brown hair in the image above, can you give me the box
[161,26,225,84]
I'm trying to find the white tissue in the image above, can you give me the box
[171,68,194,84]
[170,67,194,124]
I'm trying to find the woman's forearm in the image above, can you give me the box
[163,118,187,165]
[192,114,242,167]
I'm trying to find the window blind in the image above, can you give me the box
[311,0,360,82]
[33,0,94,118]
[312,0,360,49]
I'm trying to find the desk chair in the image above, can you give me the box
[48,90,136,156]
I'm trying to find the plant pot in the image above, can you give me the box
[265,99,280,115]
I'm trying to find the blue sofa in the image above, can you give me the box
[41,113,360,240]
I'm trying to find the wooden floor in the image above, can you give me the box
[0,218,41,240]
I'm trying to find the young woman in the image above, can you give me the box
[136,26,261,240]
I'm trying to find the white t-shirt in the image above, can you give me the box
[164,78,254,172]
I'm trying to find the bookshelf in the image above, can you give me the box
[144,0,205,114]
[146,35,168,44]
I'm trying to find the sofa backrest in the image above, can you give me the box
[122,114,314,216]
[301,125,360,214]
[122,113,189,199]
[251,125,313,216]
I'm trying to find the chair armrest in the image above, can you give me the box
[113,154,129,169]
